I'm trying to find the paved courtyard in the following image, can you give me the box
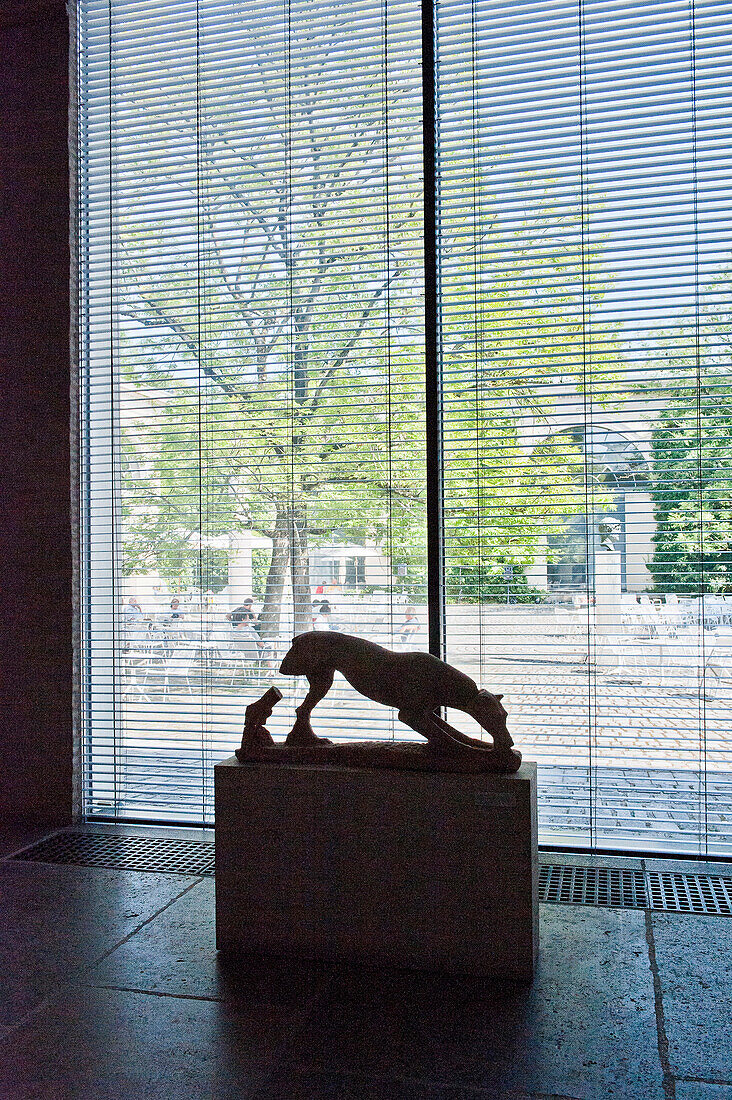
[106,603,732,852]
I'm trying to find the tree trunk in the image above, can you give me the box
[257,511,289,640]
[290,506,312,636]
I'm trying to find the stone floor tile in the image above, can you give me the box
[539,850,644,870]
[0,861,198,1029]
[278,905,663,1100]
[675,1084,732,1099]
[643,858,732,876]
[0,824,57,860]
[651,913,732,1081]
[251,1068,585,1099]
[86,878,335,1006]
[0,983,298,1100]
[251,1070,454,1099]
[74,821,215,844]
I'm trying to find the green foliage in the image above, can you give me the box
[446,564,544,603]
[441,429,594,591]
[635,273,732,594]
[196,549,229,593]
[112,7,619,617]
[648,374,732,594]
[250,548,270,599]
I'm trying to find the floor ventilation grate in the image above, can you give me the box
[9,832,215,877]
[540,865,732,915]
[539,865,648,909]
[8,836,732,913]
[645,870,732,915]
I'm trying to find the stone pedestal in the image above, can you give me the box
[215,756,538,980]
[594,550,622,636]
[594,550,623,671]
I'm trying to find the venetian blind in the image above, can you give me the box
[79,0,425,821]
[437,0,732,854]
[79,0,732,854]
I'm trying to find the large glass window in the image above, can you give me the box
[437,0,732,854]
[79,0,425,820]
[79,0,732,854]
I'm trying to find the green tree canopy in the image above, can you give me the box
[114,0,619,631]
[639,273,732,593]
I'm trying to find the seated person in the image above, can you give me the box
[231,617,264,650]
[123,596,149,648]
[124,595,144,621]
[398,605,420,646]
[227,598,258,628]
[161,597,185,623]
[313,599,335,631]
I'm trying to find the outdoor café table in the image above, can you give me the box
[175,638,230,675]
[626,636,706,687]
[706,628,732,681]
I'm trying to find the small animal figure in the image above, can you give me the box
[238,686,282,755]
[277,632,520,770]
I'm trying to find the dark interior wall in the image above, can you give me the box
[0,0,75,825]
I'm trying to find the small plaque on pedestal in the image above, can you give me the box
[215,755,538,980]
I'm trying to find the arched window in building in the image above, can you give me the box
[542,426,650,591]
